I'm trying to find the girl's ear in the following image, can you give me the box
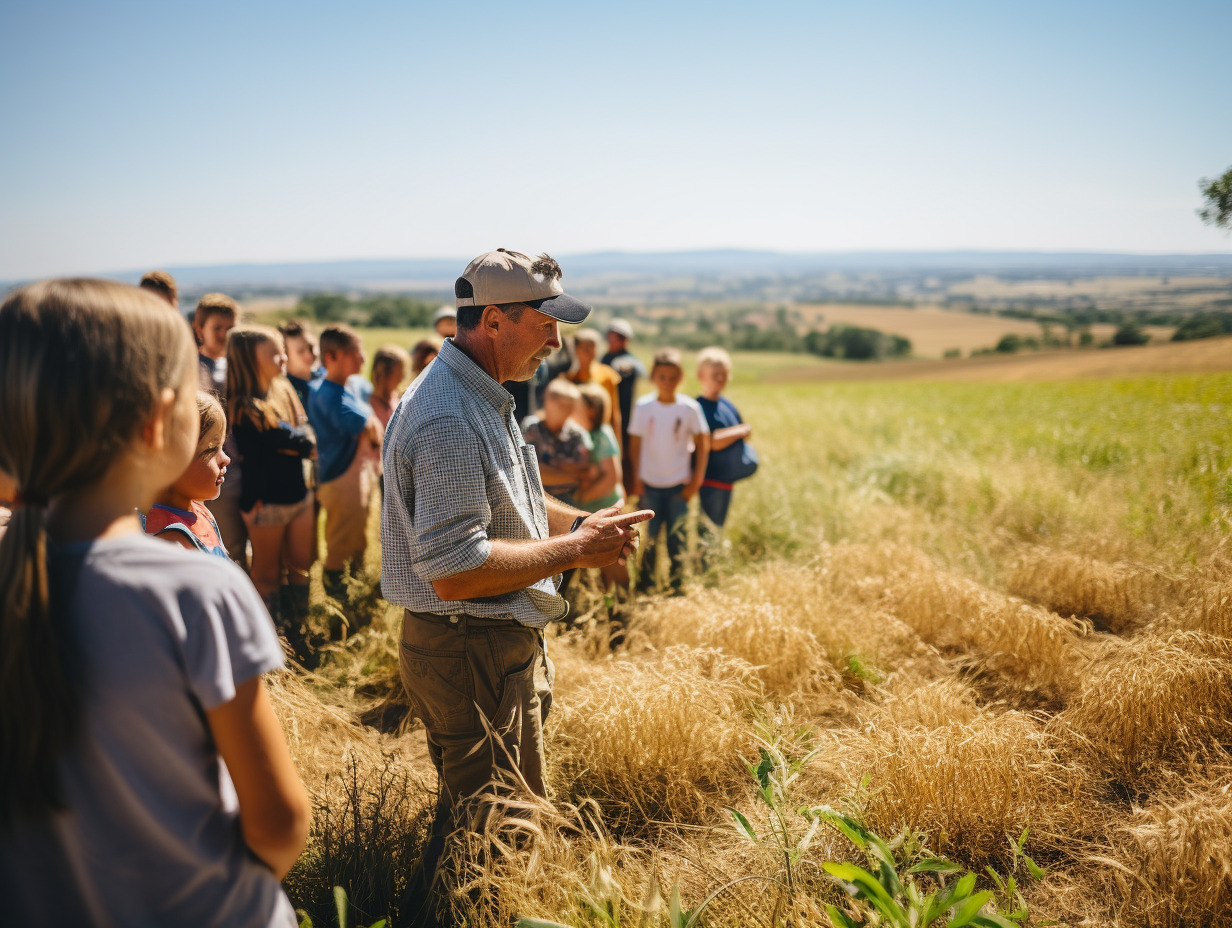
[140,387,179,451]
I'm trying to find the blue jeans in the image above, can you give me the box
[699,485,732,528]
[639,483,689,589]
[698,485,733,570]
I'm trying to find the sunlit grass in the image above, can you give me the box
[276,344,1232,927]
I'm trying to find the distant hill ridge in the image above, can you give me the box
[8,249,1232,291]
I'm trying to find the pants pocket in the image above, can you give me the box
[399,616,472,730]
[474,625,539,723]
[487,654,544,795]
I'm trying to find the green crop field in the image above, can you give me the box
[278,340,1232,928]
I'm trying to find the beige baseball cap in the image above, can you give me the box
[455,248,590,324]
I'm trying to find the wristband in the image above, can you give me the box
[570,515,586,533]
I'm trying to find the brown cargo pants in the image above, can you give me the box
[397,609,554,913]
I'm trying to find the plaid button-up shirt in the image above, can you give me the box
[379,339,565,628]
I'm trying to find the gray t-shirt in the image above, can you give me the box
[0,532,296,928]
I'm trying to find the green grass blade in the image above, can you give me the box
[924,874,977,924]
[333,887,348,928]
[815,808,870,850]
[727,807,758,843]
[825,905,861,928]
[878,858,903,898]
[908,857,963,875]
[670,884,684,928]
[947,890,994,928]
[969,915,1020,928]
[824,862,909,926]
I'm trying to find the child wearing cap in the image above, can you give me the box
[602,319,645,445]
[627,347,710,594]
[433,306,457,339]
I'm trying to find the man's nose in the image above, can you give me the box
[545,323,561,349]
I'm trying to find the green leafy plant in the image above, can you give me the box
[983,829,1047,921]
[814,808,1043,928]
[726,725,826,905]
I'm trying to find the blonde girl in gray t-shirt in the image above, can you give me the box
[0,279,310,927]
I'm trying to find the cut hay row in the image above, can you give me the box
[1056,630,1232,786]
[1096,774,1232,928]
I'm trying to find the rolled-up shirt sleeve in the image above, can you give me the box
[409,416,493,580]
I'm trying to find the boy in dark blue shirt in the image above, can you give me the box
[308,324,381,602]
[696,347,754,567]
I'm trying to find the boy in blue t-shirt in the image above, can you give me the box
[308,324,382,602]
[695,347,753,566]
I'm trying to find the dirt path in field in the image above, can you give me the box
[765,335,1232,384]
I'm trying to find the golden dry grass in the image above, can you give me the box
[630,562,931,704]
[1096,773,1232,927]
[1056,630,1232,785]
[837,707,1089,866]
[271,670,434,924]
[818,542,1088,707]
[1006,547,1164,634]
[548,645,760,829]
[272,359,1232,926]
[1165,580,1232,639]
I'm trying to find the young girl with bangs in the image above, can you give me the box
[225,325,316,656]
[0,279,308,926]
[144,391,231,558]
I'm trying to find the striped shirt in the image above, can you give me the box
[380,339,565,628]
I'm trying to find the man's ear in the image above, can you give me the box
[481,305,503,338]
[140,387,178,451]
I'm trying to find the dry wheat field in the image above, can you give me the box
[276,343,1232,928]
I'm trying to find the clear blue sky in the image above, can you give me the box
[2,0,1229,278]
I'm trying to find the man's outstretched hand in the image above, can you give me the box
[572,504,654,569]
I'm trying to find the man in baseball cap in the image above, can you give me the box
[454,248,591,324]
[381,248,652,921]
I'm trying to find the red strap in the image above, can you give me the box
[702,479,734,491]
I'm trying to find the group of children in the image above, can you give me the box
[137,272,449,661]
[520,332,755,595]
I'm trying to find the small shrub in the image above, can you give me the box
[1112,323,1150,346]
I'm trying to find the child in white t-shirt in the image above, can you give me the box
[627,347,710,593]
